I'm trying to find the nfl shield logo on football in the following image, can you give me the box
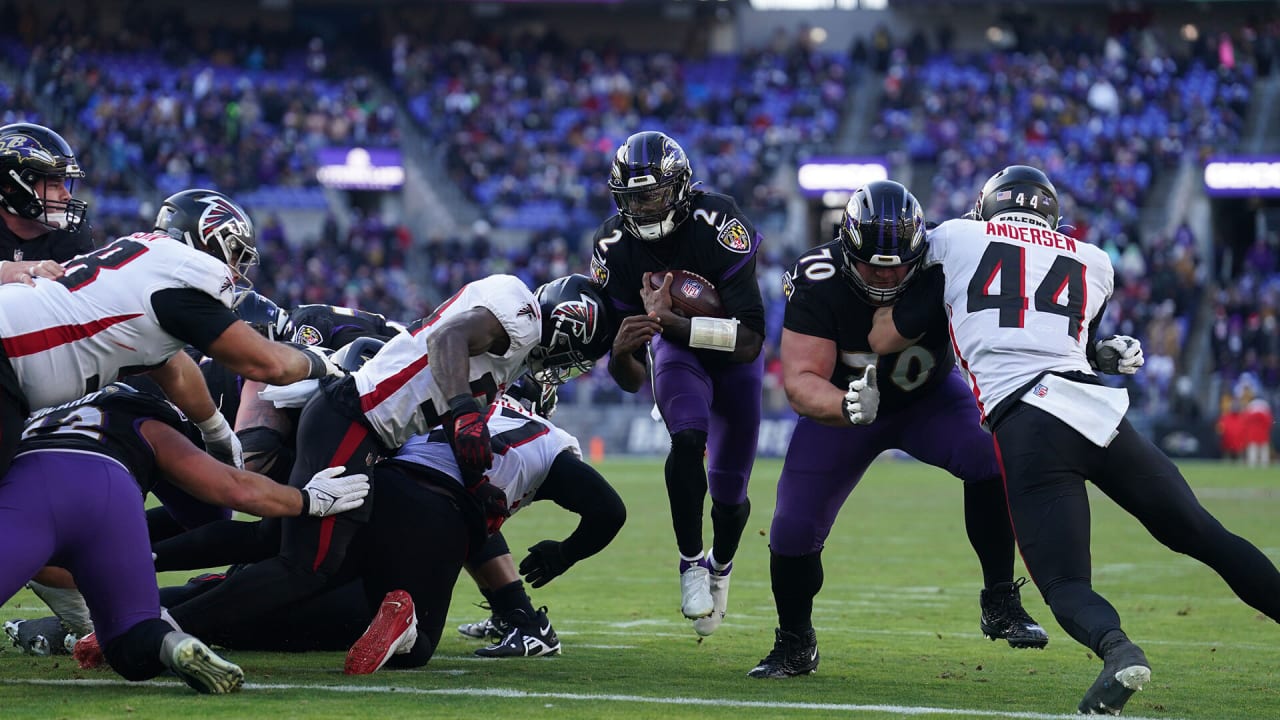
[681,278,703,298]
[1032,383,1049,398]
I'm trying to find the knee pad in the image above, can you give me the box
[669,429,707,459]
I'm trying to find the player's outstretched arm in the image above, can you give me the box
[205,320,337,386]
[520,450,627,587]
[143,419,366,518]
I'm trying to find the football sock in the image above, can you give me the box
[963,478,1017,589]
[771,550,823,633]
[490,580,535,621]
[666,429,709,558]
[710,498,750,566]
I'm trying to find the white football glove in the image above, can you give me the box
[291,343,345,380]
[300,465,370,517]
[843,365,880,425]
[1095,335,1144,375]
[195,413,244,469]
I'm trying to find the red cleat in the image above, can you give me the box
[73,631,105,669]
[344,590,418,675]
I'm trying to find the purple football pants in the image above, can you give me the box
[0,451,160,643]
[652,335,764,504]
[770,369,1000,556]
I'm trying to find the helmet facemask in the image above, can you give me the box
[609,131,693,242]
[530,276,612,385]
[837,181,927,307]
[0,135,88,232]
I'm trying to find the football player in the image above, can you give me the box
[748,180,1045,680]
[592,131,766,636]
[0,123,95,281]
[0,188,342,478]
[905,165,1280,714]
[0,383,367,691]
[144,379,623,671]
[162,273,615,646]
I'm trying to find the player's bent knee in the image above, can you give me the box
[102,619,173,681]
[670,429,708,456]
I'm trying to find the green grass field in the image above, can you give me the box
[2,458,1278,719]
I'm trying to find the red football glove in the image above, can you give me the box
[470,479,510,535]
[447,394,493,475]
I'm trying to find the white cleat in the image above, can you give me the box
[693,566,731,636]
[680,564,714,620]
[164,633,244,694]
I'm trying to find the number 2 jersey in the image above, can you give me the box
[782,239,953,414]
[0,232,239,412]
[352,274,543,448]
[17,383,199,495]
[393,394,580,513]
[589,190,766,343]
[925,218,1114,420]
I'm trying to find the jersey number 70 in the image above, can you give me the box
[966,242,1086,339]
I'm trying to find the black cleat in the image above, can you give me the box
[747,627,819,679]
[1078,633,1150,715]
[457,614,510,642]
[475,607,561,658]
[980,578,1049,649]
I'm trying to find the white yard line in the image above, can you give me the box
[1,678,1182,720]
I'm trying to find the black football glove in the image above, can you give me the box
[519,540,573,589]
[448,394,493,475]
[469,479,510,535]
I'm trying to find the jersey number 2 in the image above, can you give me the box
[966,243,1086,338]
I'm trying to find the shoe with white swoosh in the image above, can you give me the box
[475,606,561,658]
[344,590,419,675]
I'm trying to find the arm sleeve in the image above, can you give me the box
[531,450,626,565]
[151,287,241,353]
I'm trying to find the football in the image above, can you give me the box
[647,269,727,319]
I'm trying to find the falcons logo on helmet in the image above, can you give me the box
[197,195,252,247]
[551,294,600,344]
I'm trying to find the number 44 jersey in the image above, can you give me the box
[925,218,1114,420]
[0,232,237,412]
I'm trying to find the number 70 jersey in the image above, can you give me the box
[925,218,1114,420]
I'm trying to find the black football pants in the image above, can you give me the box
[168,379,385,637]
[991,402,1280,654]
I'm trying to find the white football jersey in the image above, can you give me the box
[0,232,236,411]
[352,274,542,447]
[926,218,1114,420]
[393,395,581,512]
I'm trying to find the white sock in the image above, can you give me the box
[679,552,704,564]
[26,581,93,637]
[707,551,732,573]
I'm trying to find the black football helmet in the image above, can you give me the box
[0,123,88,231]
[527,274,614,385]
[838,180,927,306]
[973,165,1059,229]
[608,131,693,241]
[330,336,386,373]
[234,291,292,341]
[154,189,258,303]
